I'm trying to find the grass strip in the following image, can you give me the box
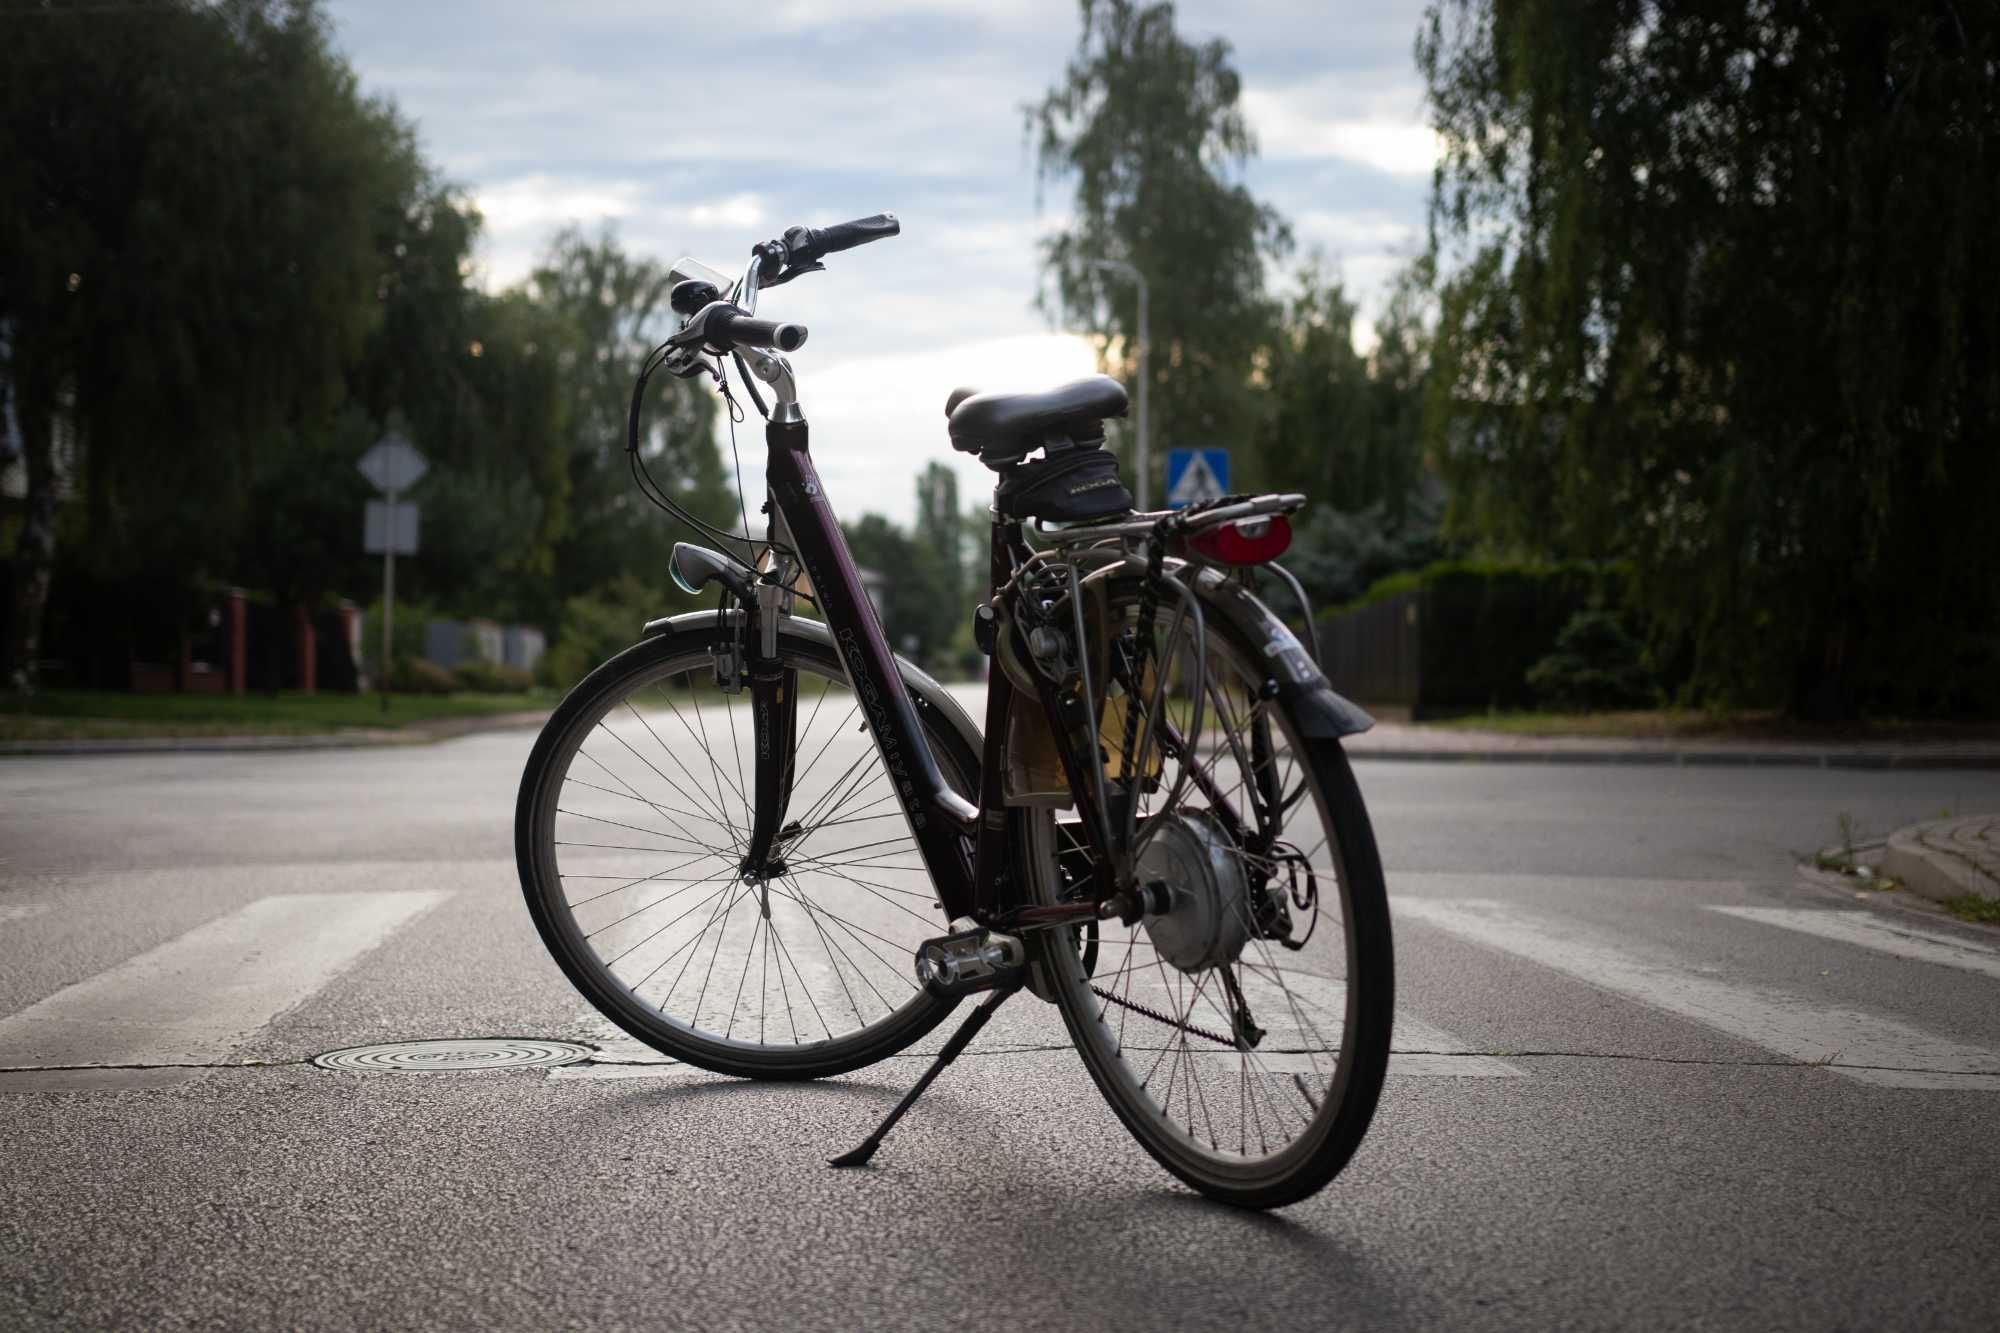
[1,689,552,740]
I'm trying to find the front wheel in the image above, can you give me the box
[1021,582,1394,1208]
[516,617,979,1079]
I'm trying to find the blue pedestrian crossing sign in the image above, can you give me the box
[1166,448,1229,509]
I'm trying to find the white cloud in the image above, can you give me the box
[1243,88,1442,177]
[330,0,1442,515]
[473,174,646,231]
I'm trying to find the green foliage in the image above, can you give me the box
[1942,896,2000,926]
[1411,561,1603,714]
[2,688,547,741]
[0,0,419,596]
[359,599,430,677]
[1029,0,1290,499]
[1419,1,2000,718]
[388,657,456,695]
[1286,492,1444,613]
[527,229,731,618]
[1525,608,1657,713]
[1318,556,1619,713]
[843,513,958,668]
[542,574,656,689]
[0,1,735,688]
[914,461,967,625]
[1255,259,1434,522]
[452,660,533,694]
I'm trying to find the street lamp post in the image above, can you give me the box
[1085,258,1150,511]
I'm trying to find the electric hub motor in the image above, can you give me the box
[1135,810,1252,973]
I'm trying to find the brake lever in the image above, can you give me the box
[763,261,825,288]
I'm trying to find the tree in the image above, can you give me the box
[1029,0,1291,501]
[1254,263,1414,508]
[1419,1,2000,716]
[526,229,732,617]
[0,0,425,685]
[913,459,968,623]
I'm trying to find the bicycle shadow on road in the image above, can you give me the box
[957,1189,1409,1322]
[561,1068,913,1112]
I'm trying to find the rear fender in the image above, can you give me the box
[1189,567,1374,739]
[1072,555,1373,740]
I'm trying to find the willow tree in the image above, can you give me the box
[1029,0,1290,502]
[0,0,422,685]
[1419,1,2000,716]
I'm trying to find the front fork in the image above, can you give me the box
[740,581,799,883]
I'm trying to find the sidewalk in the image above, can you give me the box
[1879,815,2000,905]
[1341,720,2000,770]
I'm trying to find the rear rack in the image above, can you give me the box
[1028,493,1305,546]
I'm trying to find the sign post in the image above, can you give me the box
[358,434,427,711]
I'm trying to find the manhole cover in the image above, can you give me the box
[311,1038,593,1073]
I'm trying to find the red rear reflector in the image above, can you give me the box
[1188,514,1292,565]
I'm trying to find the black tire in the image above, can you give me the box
[517,618,977,1079]
[1020,583,1394,1208]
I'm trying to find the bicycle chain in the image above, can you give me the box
[1089,983,1238,1049]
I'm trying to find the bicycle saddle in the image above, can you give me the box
[946,376,1129,468]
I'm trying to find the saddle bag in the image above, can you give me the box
[995,444,1132,523]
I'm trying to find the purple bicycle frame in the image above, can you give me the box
[761,416,1002,921]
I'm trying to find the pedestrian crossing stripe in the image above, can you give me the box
[1396,898,2000,1089]
[1705,907,2000,981]
[5,888,1998,1092]
[0,891,449,1088]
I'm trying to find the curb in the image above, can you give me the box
[1877,816,2000,905]
[1344,747,2000,770]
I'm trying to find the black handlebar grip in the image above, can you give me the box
[787,214,900,263]
[712,310,808,352]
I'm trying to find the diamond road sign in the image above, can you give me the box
[1166,448,1228,509]
[358,433,428,494]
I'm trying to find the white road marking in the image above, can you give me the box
[0,902,50,925]
[1396,899,2000,1090]
[1393,1013,1527,1078]
[0,892,450,1072]
[1254,970,1524,1076]
[1706,907,2000,982]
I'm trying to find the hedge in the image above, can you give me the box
[1317,558,1628,716]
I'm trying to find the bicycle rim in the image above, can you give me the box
[1022,591,1393,1206]
[518,629,971,1078]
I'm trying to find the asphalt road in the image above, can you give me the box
[3,706,1999,1331]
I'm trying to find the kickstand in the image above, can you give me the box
[828,980,1020,1169]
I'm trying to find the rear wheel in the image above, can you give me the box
[517,621,976,1079]
[1021,581,1393,1208]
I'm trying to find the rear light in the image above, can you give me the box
[1187,514,1292,566]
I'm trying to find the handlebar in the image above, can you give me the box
[708,309,807,353]
[782,213,900,265]
[742,213,901,311]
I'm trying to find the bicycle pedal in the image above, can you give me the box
[914,924,1025,999]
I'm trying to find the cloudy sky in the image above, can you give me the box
[328,1,1439,523]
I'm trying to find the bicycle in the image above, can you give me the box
[514,214,1393,1209]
